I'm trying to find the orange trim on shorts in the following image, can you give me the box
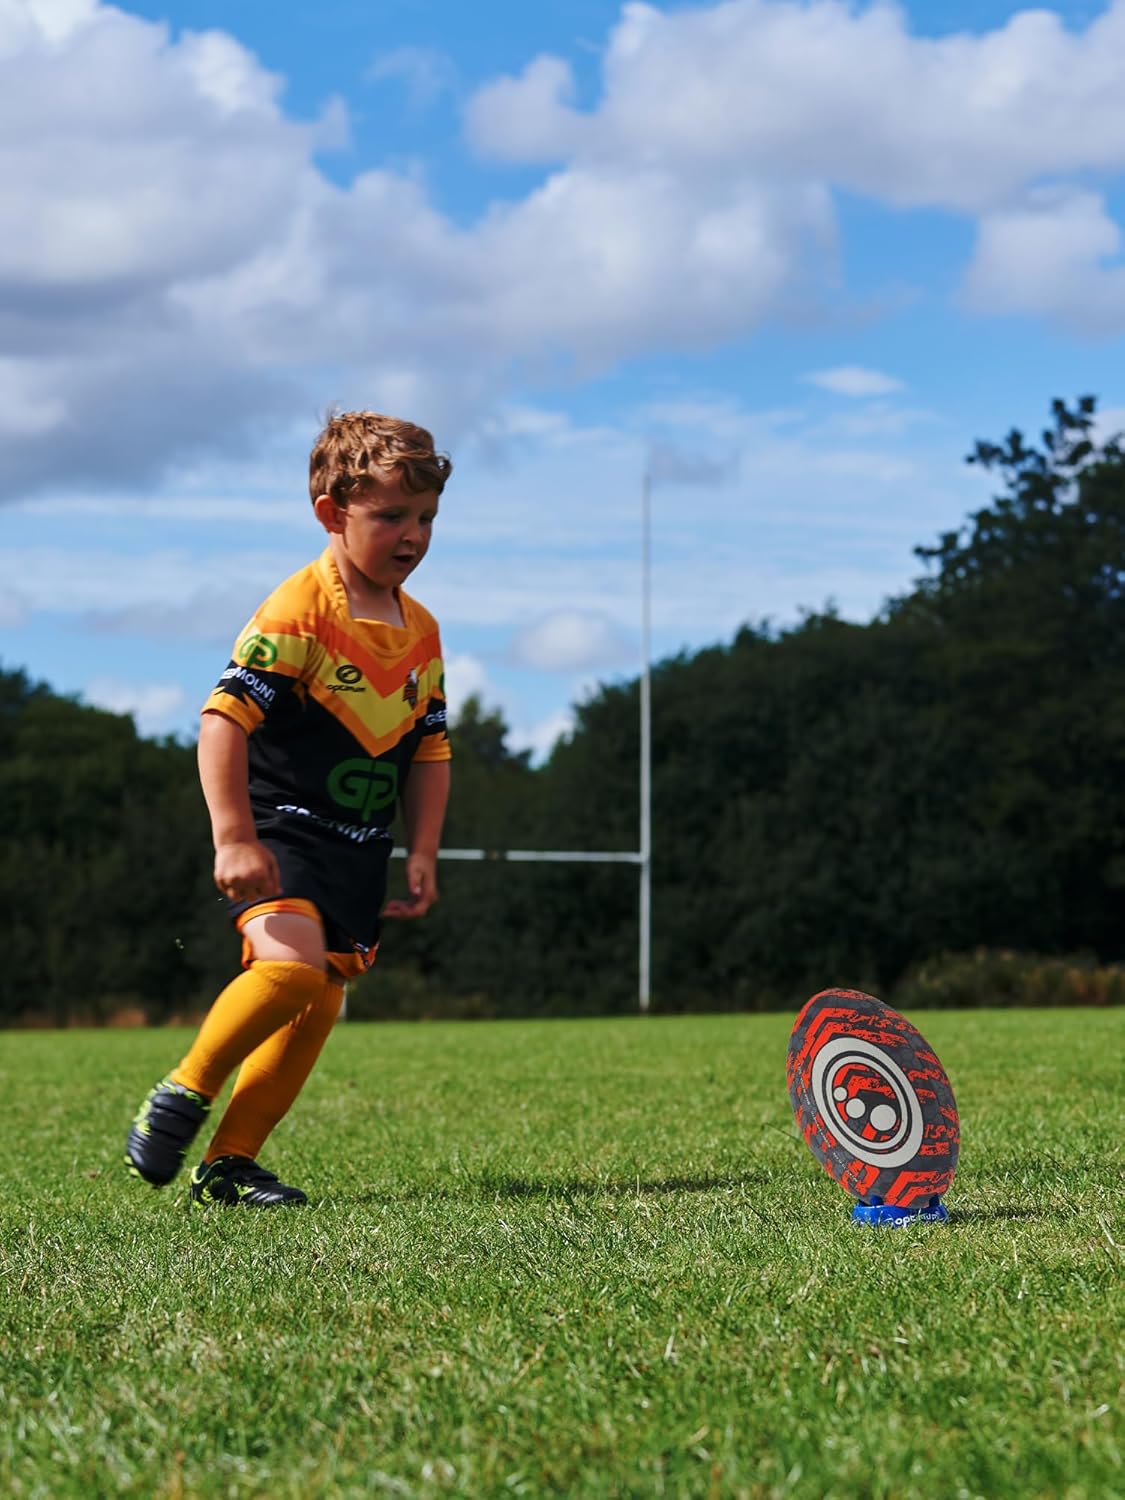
[234,896,377,980]
[321,945,379,981]
[235,897,323,930]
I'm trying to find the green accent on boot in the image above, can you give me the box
[188,1156,308,1209]
[124,1076,211,1187]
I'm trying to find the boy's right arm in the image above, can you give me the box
[198,711,281,902]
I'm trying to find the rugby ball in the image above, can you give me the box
[787,988,959,1208]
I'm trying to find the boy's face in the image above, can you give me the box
[314,469,439,591]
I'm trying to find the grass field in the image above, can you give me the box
[1,1009,1121,1499]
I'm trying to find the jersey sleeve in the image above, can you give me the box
[412,641,451,764]
[201,608,316,734]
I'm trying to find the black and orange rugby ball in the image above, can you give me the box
[786,988,959,1208]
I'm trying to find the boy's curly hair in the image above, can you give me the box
[309,410,452,506]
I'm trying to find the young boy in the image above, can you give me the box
[125,411,452,1208]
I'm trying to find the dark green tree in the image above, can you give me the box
[900,396,1125,959]
[0,669,231,1024]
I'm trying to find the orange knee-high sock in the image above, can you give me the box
[203,976,344,1163]
[171,961,328,1101]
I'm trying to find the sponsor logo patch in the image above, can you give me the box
[329,662,366,694]
[326,757,398,822]
[220,665,277,707]
[237,633,278,669]
[277,804,393,844]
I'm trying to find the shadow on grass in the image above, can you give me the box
[347,1170,774,1206]
[947,1205,1051,1224]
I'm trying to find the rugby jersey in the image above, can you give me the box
[202,548,450,846]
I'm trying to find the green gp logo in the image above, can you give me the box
[327,758,399,822]
[237,633,279,669]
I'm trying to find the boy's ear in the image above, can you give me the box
[313,494,346,534]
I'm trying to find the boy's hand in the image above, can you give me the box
[213,840,281,903]
[382,853,439,919]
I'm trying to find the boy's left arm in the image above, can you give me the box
[383,760,450,919]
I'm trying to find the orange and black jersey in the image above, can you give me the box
[202,548,450,954]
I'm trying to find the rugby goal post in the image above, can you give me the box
[361,474,654,1015]
[386,840,650,1013]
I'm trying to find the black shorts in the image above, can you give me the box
[225,808,393,978]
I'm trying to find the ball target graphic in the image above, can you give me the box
[787,989,960,1208]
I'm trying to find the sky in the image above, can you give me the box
[2,0,1125,758]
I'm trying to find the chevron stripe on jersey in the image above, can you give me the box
[202,548,449,832]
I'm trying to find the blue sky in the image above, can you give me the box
[2,0,1125,756]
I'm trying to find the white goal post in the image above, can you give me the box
[383,473,655,1014]
[389,845,651,1011]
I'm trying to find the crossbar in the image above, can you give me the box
[390,848,643,865]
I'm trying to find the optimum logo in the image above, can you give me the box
[329,663,366,694]
[237,633,278,670]
[326,758,398,822]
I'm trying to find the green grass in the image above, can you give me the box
[1,1010,1121,1499]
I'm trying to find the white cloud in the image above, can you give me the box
[506,707,575,764]
[83,586,266,647]
[456,167,834,367]
[425,558,645,634]
[1093,405,1125,446]
[368,45,457,111]
[961,186,1125,333]
[5,0,1125,500]
[0,1,323,494]
[0,360,68,436]
[0,545,294,617]
[467,0,1125,331]
[2,0,97,49]
[1,21,304,289]
[18,494,308,526]
[439,651,573,763]
[512,610,636,672]
[83,674,187,736]
[442,651,491,718]
[465,53,583,160]
[468,1,1125,212]
[805,366,906,398]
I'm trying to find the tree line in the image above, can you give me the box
[3,397,1123,1024]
